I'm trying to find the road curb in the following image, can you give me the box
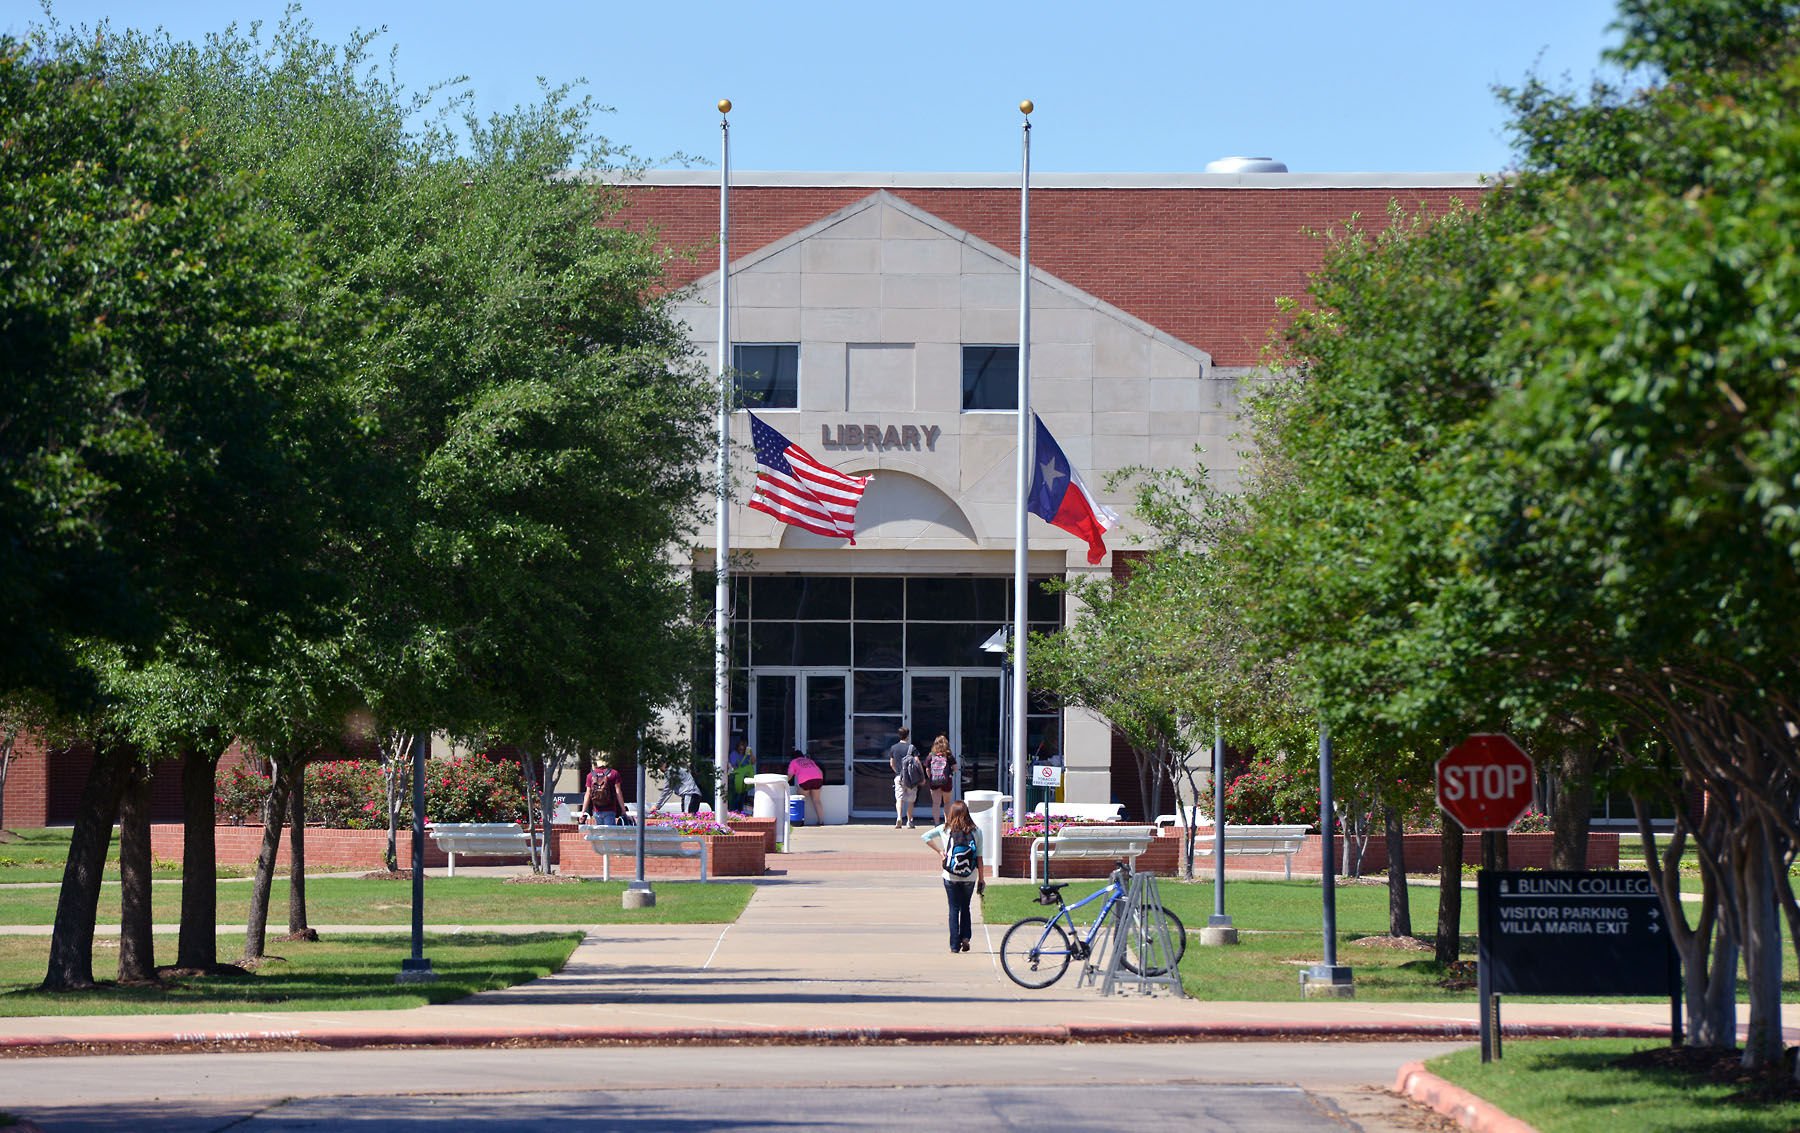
[1394,1061,1538,1133]
[0,1020,1672,1055]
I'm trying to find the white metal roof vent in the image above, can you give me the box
[1204,156,1289,174]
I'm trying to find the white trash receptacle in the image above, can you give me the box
[964,790,1008,866]
[750,773,790,845]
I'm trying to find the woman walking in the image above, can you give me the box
[923,799,984,953]
[924,734,957,824]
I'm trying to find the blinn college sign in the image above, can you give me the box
[819,423,942,452]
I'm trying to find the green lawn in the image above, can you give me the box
[0,931,582,1016]
[1428,1039,1800,1132]
[0,875,754,926]
[983,877,1800,1002]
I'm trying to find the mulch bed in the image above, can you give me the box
[1615,1044,1800,1105]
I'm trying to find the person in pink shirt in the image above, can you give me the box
[786,749,825,826]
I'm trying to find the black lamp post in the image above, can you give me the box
[398,728,436,983]
[1302,720,1352,996]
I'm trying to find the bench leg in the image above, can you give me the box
[602,853,610,882]
[1283,854,1292,881]
[447,851,456,878]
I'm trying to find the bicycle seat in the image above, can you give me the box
[1034,883,1068,905]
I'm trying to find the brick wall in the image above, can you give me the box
[611,183,1480,368]
[3,732,50,828]
[551,828,765,879]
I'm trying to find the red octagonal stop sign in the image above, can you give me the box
[1436,734,1535,832]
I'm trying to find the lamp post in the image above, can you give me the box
[1302,720,1353,996]
[397,728,436,983]
[624,725,655,909]
[1200,717,1237,945]
[979,627,1012,796]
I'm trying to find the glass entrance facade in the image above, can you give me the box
[696,574,1062,818]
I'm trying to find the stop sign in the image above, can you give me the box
[1436,734,1535,832]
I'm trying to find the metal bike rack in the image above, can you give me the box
[1080,871,1186,997]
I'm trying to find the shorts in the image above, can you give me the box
[798,779,824,791]
[894,776,915,801]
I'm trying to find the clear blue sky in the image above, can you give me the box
[11,1,1627,173]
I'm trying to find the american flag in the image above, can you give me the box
[747,413,870,544]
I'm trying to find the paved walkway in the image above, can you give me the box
[0,826,1705,1051]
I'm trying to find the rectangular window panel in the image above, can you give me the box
[853,670,904,713]
[733,343,798,409]
[854,577,905,621]
[1027,577,1062,622]
[905,622,994,667]
[961,344,1019,411]
[907,578,1007,622]
[749,621,850,667]
[853,624,905,669]
[752,575,851,621]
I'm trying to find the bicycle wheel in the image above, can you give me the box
[1000,916,1073,989]
[1120,905,1187,976]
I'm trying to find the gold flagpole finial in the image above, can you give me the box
[1019,99,1034,116]
[718,99,732,115]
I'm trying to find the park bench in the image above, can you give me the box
[1028,823,1157,883]
[1191,823,1310,880]
[583,826,711,882]
[426,822,540,877]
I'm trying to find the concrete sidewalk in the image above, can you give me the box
[0,825,1701,1052]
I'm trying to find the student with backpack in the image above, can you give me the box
[886,727,922,828]
[924,734,957,825]
[923,799,984,953]
[583,759,626,825]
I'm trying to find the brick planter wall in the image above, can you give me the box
[997,825,1181,879]
[551,829,765,878]
[150,824,450,871]
[1165,829,1621,876]
[730,817,779,854]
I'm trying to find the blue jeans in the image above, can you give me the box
[944,879,976,948]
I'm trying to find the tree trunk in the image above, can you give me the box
[43,742,130,990]
[1384,805,1411,938]
[287,766,311,937]
[1434,811,1464,965]
[116,763,155,983]
[242,761,294,963]
[1548,746,1596,870]
[177,746,220,970]
[1739,823,1784,1070]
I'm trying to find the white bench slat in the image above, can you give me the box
[426,822,540,876]
[1028,824,1157,883]
[583,827,710,882]
[1190,824,1309,880]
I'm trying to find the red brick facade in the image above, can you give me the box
[611,182,1480,367]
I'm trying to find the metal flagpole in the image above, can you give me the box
[713,99,733,818]
[1010,100,1034,819]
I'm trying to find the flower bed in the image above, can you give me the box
[550,827,765,878]
[997,824,1181,879]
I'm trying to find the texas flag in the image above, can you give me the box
[1027,415,1119,565]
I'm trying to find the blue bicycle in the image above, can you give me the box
[999,861,1187,989]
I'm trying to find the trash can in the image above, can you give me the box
[788,794,806,826]
[964,790,1008,864]
[750,773,790,845]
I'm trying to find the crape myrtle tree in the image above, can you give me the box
[121,15,715,865]
[1209,0,1800,1063]
[1457,0,1800,1064]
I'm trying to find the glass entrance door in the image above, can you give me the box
[958,673,1002,795]
[750,670,848,792]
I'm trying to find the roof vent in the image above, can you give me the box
[1205,156,1289,174]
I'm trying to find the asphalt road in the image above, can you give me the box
[2,1042,1464,1132]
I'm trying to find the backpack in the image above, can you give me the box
[943,831,978,879]
[926,752,951,788]
[585,769,618,812]
[899,751,926,789]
